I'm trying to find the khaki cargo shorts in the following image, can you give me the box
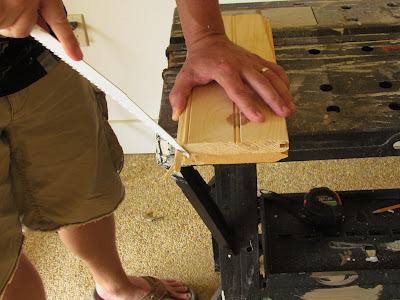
[0,61,125,296]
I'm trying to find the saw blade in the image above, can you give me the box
[30,24,189,157]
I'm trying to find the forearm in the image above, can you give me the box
[175,0,226,48]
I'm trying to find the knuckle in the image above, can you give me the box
[168,90,176,100]
[274,64,286,74]
[176,66,195,82]
[169,85,188,106]
[236,100,256,116]
[268,95,283,105]
[168,89,181,101]
[231,86,249,99]
[217,60,235,74]
[18,30,31,38]
[239,101,253,111]
[249,52,261,61]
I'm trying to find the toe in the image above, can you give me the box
[163,281,191,299]
[170,291,192,300]
[174,285,189,293]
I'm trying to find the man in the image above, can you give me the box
[0,0,295,299]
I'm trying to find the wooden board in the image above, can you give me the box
[176,14,289,166]
[222,7,317,28]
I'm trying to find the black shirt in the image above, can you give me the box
[0,36,60,97]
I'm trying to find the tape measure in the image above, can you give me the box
[302,187,344,227]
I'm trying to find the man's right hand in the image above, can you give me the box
[0,0,83,61]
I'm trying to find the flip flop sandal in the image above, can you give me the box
[91,276,197,300]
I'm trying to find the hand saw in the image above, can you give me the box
[30,24,189,157]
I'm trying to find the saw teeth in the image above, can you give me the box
[30,25,189,157]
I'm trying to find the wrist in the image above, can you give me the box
[176,0,226,50]
[186,32,229,52]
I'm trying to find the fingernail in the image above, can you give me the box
[77,47,83,60]
[282,105,291,114]
[71,46,83,61]
[172,108,180,121]
[255,110,265,121]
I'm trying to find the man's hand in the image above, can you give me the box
[0,0,82,61]
[169,34,296,123]
[172,0,296,123]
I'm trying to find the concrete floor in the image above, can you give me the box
[23,154,400,299]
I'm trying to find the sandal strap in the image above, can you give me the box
[139,276,170,300]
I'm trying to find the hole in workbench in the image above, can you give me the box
[380,81,393,88]
[341,5,352,9]
[320,84,333,92]
[326,105,341,113]
[362,46,374,52]
[309,49,321,54]
[346,231,363,237]
[302,233,318,239]
[369,229,386,236]
[246,246,253,252]
[389,102,400,110]
[388,2,398,7]
[345,17,359,22]
[365,245,376,251]
[356,211,367,223]
[324,232,340,237]
[276,234,292,239]
[392,229,400,235]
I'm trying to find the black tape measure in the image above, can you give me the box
[302,187,344,227]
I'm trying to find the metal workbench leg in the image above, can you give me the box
[215,164,261,299]
[171,166,234,251]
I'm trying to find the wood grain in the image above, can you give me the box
[176,14,289,166]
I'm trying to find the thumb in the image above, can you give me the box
[169,71,197,121]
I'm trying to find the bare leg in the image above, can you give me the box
[58,214,191,300]
[3,253,46,300]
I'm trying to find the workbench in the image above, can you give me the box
[157,1,400,299]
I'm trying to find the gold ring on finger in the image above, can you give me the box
[260,67,269,75]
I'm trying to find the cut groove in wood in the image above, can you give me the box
[175,14,289,166]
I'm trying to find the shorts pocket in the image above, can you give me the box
[92,85,124,173]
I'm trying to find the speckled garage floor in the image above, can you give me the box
[23,154,399,299]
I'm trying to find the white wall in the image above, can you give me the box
[63,0,287,154]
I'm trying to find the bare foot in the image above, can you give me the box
[95,276,193,300]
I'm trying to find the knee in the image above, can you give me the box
[3,254,46,300]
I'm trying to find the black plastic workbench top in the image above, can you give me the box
[158,0,400,162]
